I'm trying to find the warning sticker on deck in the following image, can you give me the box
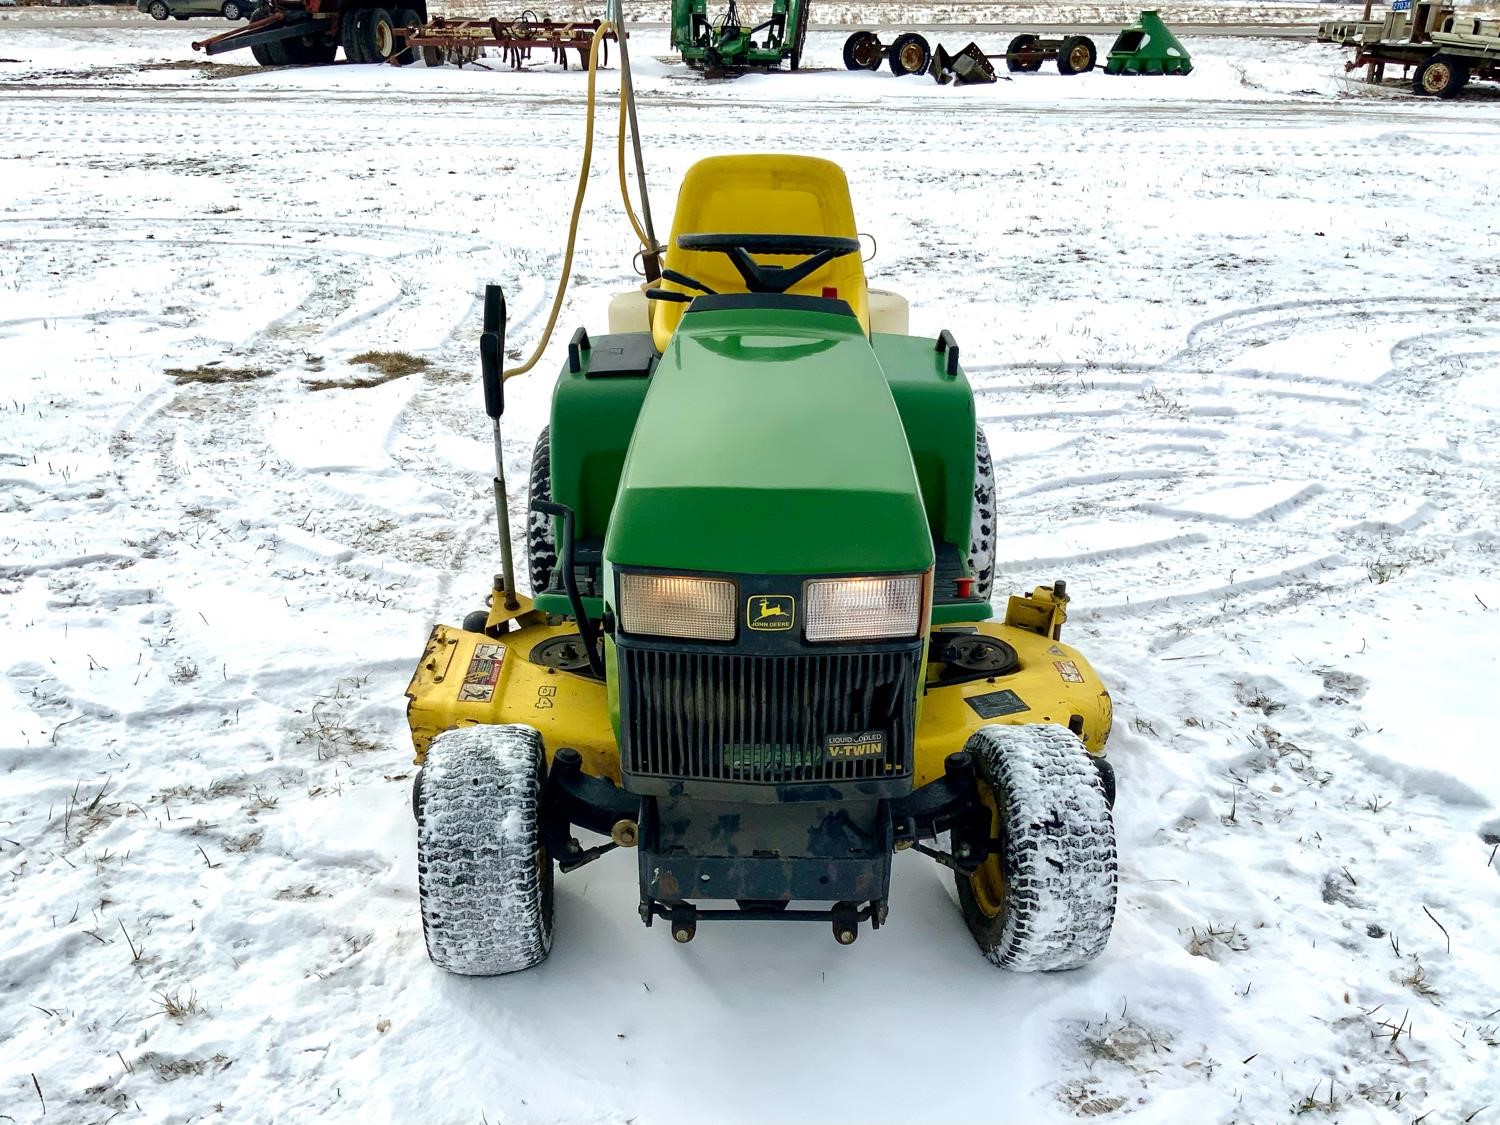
[458,643,506,703]
[1054,659,1085,684]
[965,689,1029,719]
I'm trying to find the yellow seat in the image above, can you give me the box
[650,155,870,353]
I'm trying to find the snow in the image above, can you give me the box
[3,8,1500,1125]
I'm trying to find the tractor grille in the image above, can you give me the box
[618,646,920,785]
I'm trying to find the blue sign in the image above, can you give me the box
[1391,0,1411,10]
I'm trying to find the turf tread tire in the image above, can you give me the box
[527,426,558,597]
[956,724,1117,971]
[967,427,996,601]
[415,725,554,976]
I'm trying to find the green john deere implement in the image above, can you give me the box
[673,0,810,74]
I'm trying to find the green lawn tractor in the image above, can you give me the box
[405,143,1119,974]
[672,0,810,74]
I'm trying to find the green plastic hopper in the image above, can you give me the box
[1105,10,1192,75]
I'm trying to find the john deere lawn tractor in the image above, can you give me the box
[405,14,1116,976]
[672,0,810,74]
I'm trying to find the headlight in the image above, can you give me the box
[804,574,923,642]
[619,573,737,641]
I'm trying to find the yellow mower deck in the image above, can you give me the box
[406,604,1111,784]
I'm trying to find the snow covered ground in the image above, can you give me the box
[2,11,1499,1125]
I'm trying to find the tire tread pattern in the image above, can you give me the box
[527,426,558,597]
[415,725,553,976]
[967,427,996,601]
[957,724,1117,971]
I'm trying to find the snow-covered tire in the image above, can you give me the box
[966,427,996,601]
[415,725,554,976]
[955,724,1116,971]
[527,426,558,597]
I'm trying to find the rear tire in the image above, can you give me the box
[415,725,554,976]
[1006,33,1042,73]
[955,724,1117,971]
[422,44,444,65]
[842,30,882,71]
[391,7,421,65]
[789,0,809,70]
[148,1,169,19]
[887,32,931,76]
[363,7,397,62]
[340,8,370,62]
[527,426,558,597]
[1056,34,1096,75]
[246,5,289,64]
[967,427,996,601]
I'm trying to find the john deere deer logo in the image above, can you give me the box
[747,595,795,631]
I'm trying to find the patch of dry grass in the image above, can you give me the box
[165,364,272,385]
[305,351,432,391]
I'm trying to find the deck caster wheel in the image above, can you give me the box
[462,609,490,634]
[831,902,860,944]
[670,911,697,943]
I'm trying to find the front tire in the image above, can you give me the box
[955,724,1117,971]
[415,725,555,976]
[221,0,245,19]
[148,0,170,18]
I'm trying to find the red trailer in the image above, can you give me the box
[192,0,431,66]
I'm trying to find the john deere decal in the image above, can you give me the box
[747,594,795,631]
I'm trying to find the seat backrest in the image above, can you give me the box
[650,155,870,353]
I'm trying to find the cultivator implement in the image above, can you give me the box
[403,15,618,69]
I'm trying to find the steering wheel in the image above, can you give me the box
[675,233,861,295]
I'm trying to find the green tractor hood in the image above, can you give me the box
[604,300,934,578]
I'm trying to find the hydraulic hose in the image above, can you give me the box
[503,21,650,379]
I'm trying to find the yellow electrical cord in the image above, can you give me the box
[616,68,650,248]
[504,21,650,379]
